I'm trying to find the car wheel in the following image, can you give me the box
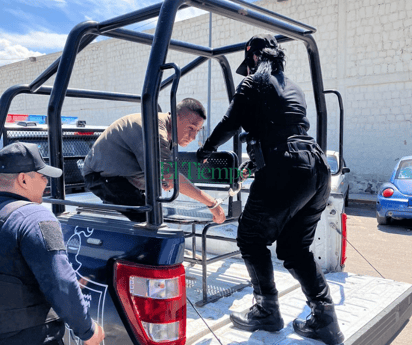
[376,212,390,225]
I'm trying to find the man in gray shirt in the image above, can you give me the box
[83,98,225,224]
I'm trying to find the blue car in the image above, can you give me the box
[376,156,412,225]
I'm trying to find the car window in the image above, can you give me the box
[396,159,412,179]
[327,156,339,174]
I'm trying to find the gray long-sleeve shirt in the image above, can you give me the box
[83,113,172,190]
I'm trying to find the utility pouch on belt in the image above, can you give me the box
[286,135,321,153]
[286,135,329,168]
[239,132,266,171]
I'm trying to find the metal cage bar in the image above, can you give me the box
[228,0,317,33]
[186,0,328,150]
[140,0,187,226]
[47,22,100,214]
[324,90,345,174]
[0,0,329,224]
[157,63,181,203]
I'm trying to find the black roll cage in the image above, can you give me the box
[0,0,341,228]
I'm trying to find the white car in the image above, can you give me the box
[327,150,351,206]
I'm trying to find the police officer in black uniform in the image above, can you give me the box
[197,34,344,345]
[0,142,104,345]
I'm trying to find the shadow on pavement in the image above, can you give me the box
[345,203,375,218]
[346,203,412,235]
[377,219,412,235]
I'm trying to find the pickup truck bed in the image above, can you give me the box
[185,256,412,345]
[46,192,412,345]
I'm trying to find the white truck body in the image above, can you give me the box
[190,190,345,273]
[57,189,412,345]
[181,192,412,345]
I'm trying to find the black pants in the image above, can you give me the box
[237,139,332,303]
[0,319,65,345]
[84,172,147,222]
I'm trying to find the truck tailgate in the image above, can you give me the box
[186,257,412,345]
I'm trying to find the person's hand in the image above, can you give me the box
[210,205,225,224]
[241,168,250,180]
[238,160,256,181]
[197,147,215,164]
[162,179,174,191]
[84,322,105,345]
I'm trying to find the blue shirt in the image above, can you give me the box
[0,192,95,341]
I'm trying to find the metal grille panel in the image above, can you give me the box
[6,131,100,156]
[177,151,238,185]
[3,128,102,188]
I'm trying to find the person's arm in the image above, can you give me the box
[198,79,252,160]
[179,173,225,223]
[162,173,225,223]
[17,206,101,342]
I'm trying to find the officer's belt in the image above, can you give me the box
[264,135,321,154]
[260,125,308,148]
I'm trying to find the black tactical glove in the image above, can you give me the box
[238,159,257,181]
[197,147,215,163]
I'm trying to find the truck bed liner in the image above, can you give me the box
[50,193,412,344]
[186,257,412,345]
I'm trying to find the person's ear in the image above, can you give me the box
[253,54,259,65]
[16,173,29,190]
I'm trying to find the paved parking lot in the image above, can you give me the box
[344,201,412,345]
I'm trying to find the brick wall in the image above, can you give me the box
[0,0,411,194]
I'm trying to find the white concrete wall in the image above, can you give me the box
[0,0,411,194]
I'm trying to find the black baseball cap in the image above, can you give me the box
[0,142,62,178]
[236,34,279,76]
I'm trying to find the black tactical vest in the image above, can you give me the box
[0,200,56,335]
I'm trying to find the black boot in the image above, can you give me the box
[287,262,332,304]
[293,301,344,345]
[230,293,284,332]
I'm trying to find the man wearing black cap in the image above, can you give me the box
[197,34,344,345]
[0,142,105,345]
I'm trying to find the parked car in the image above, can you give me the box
[327,150,351,207]
[376,155,412,225]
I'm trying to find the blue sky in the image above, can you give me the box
[0,0,257,66]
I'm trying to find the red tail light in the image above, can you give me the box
[74,131,94,135]
[382,188,394,198]
[114,261,186,345]
[341,213,347,266]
